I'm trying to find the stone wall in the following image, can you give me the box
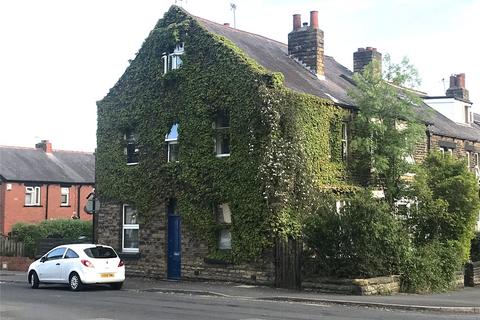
[465,261,480,287]
[96,201,274,284]
[302,276,400,295]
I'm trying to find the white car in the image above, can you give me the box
[27,244,125,291]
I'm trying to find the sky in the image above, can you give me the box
[1,0,479,152]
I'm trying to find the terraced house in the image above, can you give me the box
[0,140,94,234]
[96,6,480,285]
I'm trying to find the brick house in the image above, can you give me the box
[0,141,95,234]
[95,6,479,284]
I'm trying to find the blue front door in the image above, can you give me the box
[167,214,181,279]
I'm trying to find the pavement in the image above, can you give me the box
[1,270,480,314]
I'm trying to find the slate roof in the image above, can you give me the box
[0,146,95,184]
[192,14,480,143]
[195,17,355,106]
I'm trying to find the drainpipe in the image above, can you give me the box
[45,184,50,220]
[77,185,82,219]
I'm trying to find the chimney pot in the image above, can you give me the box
[310,11,319,29]
[223,22,230,27]
[302,22,308,26]
[293,14,301,31]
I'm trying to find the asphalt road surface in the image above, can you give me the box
[0,282,478,320]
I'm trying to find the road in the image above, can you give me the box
[0,282,477,320]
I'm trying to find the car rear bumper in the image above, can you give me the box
[80,269,125,284]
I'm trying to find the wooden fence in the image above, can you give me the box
[0,236,25,257]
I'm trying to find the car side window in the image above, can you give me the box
[45,248,66,261]
[64,249,79,259]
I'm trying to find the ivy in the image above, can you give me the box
[96,6,352,262]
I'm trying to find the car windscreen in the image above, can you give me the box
[84,246,118,259]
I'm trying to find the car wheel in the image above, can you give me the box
[110,282,123,290]
[69,272,83,291]
[29,271,40,289]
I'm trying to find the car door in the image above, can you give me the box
[37,247,66,282]
[61,248,80,283]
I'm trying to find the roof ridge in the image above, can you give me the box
[192,15,288,48]
[0,145,93,154]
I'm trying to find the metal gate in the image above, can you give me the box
[275,237,302,289]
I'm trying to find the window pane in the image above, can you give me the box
[64,249,79,259]
[47,248,66,260]
[216,133,230,155]
[84,246,118,259]
[218,230,232,250]
[124,206,137,224]
[168,142,179,162]
[124,229,139,249]
[215,111,229,128]
[126,143,139,164]
[216,203,232,224]
[166,123,179,140]
[25,191,32,205]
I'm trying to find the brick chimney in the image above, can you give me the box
[288,11,325,79]
[353,47,382,74]
[446,73,469,100]
[35,140,53,154]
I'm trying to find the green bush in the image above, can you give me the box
[304,190,409,278]
[400,240,463,293]
[10,219,92,257]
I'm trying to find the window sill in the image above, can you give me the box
[119,252,141,260]
[60,205,71,208]
[126,162,139,166]
[215,154,230,158]
[24,205,42,208]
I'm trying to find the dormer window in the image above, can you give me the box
[214,111,230,157]
[165,123,179,162]
[162,43,184,74]
[124,131,139,165]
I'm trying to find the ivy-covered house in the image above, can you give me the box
[96,6,353,284]
[96,5,480,284]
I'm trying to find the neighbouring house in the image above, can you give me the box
[95,6,480,286]
[0,140,95,234]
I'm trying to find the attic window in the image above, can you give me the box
[162,43,184,74]
[124,131,139,165]
[165,123,179,162]
[214,111,230,157]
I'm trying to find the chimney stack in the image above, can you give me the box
[353,47,382,74]
[35,140,53,154]
[223,23,230,27]
[446,73,469,100]
[288,11,325,79]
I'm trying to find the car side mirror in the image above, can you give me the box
[40,256,47,263]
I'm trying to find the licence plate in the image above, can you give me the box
[100,273,114,278]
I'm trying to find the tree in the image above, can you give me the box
[349,55,424,206]
[406,152,480,260]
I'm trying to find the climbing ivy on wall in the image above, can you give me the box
[96,6,353,262]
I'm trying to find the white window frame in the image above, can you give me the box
[124,131,139,165]
[214,112,230,157]
[162,43,184,75]
[122,204,139,253]
[341,122,348,161]
[25,186,40,206]
[165,123,179,163]
[466,151,471,168]
[439,147,453,156]
[60,187,70,206]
